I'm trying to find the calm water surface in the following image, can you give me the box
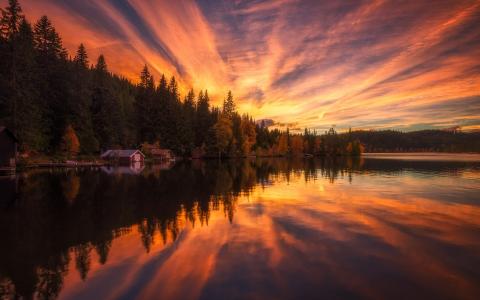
[1,156,479,300]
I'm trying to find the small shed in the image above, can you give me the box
[0,127,18,170]
[151,149,175,161]
[101,149,145,164]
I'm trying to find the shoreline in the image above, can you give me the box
[16,152,480,167]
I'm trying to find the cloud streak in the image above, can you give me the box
[10,0,480,131]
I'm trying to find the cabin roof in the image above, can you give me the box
[0,127,19,142]
[101,149,144,158]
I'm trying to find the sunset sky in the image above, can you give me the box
[11,0,480,132]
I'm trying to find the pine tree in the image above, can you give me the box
[0,0,24,38]
[91,55,121,149]
[0,0,24,135]
[33,15,71,149]
[74,43,88,68]
[162,76,182,151]
[135,65,156,143]
[14,19,47,151]
[153,74,168,143]
[223,90,235,117]
[241,115,256,156]
[34,16,66,60]
[181,88,196,154]
[95,54,107,73]
[72,44,97,153]
[140,64,154,89]
[168,76,179,101]
[230,113,241,156]
[195,90,211,148]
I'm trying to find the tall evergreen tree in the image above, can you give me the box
[91,55,121,149]
[0,0,24,134]
[95,54,107,73]
[161,76,182,151]
[180,88,196,154]
[153,74,169,143]
[33,15,70,148]
[13,19,47,151]
[135,65,156,143]
[71,44,97,153]
[73,43,88,68]
[195,90,211,148]
[223,90,235,118]
[0,0,23,38]
[33,16,66,60]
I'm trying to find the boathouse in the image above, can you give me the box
[101,149,145,164]
[0,127,18,171]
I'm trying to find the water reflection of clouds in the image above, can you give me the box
[60,164,480,299]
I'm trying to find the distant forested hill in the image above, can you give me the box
[347,130,480,153]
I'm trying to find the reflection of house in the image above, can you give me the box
[100,162,145,175]
[151,149,175,161]
[0,127,18,171]
[101,150,145,164]
[191,147,205,159]
[150,160,175,171]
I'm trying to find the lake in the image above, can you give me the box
[1,155,479,300]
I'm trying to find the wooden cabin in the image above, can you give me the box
[101,149,145,165]
[0,127,18,171]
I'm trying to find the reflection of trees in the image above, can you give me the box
[36,253,69,300]
[94,240,111,265]
[139,218,157,253]
[61,175,80,204]
[251,157,364,185]
[0,277,15,299]
[2,157,459,299]
[74,244,92,281]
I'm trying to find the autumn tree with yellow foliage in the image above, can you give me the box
[214,114,233,159]
[240,115,257,156]
[61,125,80,158]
